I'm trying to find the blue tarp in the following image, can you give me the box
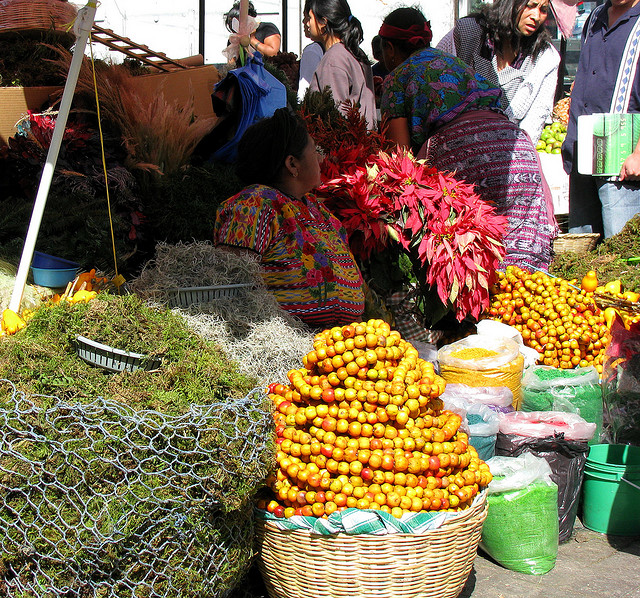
[210,53,287,163]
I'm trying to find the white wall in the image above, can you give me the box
[88,0,456,66]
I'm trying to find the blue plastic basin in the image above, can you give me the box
[32,251,79,269]
[30,266,78,288]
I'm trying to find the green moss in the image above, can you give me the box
[0,294,276,595]
[551,214,640,291]
[0,293,258,409]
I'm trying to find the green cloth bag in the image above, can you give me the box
[480,454,559,575]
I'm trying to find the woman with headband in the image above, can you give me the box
[303,0,377,129]
[214,108,365,327]
[379,6,557,271]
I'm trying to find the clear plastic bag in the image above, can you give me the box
[442,398,500,461]
[438,334,520,369]
[438,335,525,408]
[481,454,559,575]
[441,383,514,413]
[486,453,554,492]
[476,320,541,369]
[522,366,603,444]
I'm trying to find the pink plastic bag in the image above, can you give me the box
[498,411,596,442]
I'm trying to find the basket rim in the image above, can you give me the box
[258,490,487,540]
[172,282,255,293]
[555,232,600,239]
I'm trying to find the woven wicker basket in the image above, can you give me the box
[553,232,600,254]
[256,493,488,598]
[0,0,78,37]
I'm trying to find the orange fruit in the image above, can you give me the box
[581,270,598,293]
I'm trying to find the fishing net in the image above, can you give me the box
[0,380,274,597]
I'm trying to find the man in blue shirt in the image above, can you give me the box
[562,0,640,237]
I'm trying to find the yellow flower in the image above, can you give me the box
[302,254,315,269]
[281,205,295,219]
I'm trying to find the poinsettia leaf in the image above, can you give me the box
[449,276,459,303]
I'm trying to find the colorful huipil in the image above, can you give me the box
[215,184,364,326]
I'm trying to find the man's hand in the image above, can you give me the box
[619,150,640,180]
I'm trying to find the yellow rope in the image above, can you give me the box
[88,33,122,285]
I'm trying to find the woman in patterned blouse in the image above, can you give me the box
[379,6,558,271]
[214,108,365,328]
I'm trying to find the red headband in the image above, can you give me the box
[378,22,433,46]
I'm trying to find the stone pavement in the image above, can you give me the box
[460,517,640,598]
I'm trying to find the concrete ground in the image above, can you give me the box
[235,515,640,598]
[460,517,640,598]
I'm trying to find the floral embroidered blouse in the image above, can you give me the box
[380,47,502,153]
[214,184,365,327]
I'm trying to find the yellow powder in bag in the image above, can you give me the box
[440,353,525,409]
[450,348,499,360]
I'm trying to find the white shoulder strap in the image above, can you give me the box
[611,15,640,112]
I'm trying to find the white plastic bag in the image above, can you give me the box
[441,383,514,412]
[476,319,540,368]
[486,453,554,493]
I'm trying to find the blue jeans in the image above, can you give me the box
[569,172,640,237]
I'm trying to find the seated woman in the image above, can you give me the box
[437,0,560,144]
[214,108,365,328]
[379,6,558,271]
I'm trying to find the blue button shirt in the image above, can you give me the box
[562,0,640,173]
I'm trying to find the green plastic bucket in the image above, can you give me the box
[582,444,640,536]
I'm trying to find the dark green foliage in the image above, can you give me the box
[0,113,142,273]
[551,214,640,292]
[141,162,244,245]
[301,86,348,133]
[0,35,71,87]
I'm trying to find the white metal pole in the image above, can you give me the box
[9,1,98,313]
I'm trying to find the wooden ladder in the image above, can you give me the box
[90,24,187,72]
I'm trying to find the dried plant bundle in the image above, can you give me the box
[130,242,314,386]
[130,241,264,296]
[48,47,217,174]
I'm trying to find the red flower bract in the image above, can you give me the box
[304,103,507,322]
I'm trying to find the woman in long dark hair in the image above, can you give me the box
[224,0,281,57]
[437,0,559,143]
[379,6,558,271]
[303,0,377,129]
[214,108,365,327]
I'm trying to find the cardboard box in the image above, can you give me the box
[0,86,61,146]
[0,65,220,146]
[127,65,221,119]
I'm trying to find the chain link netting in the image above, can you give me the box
[0,380,275,598]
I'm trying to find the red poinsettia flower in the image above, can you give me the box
[306,107,507,322]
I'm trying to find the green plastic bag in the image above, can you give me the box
[522,365,603,444]
[480,454,559,575]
